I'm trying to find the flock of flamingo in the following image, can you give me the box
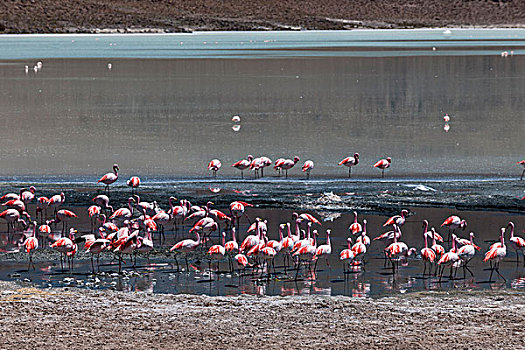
[0,163,523,287]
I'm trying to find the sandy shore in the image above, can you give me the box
[1,0,524,33]
[0,281,523,349]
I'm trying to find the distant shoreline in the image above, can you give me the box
[1,0,523,34]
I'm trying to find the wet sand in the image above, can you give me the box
[0,281,523,349]
[1,0,524,33]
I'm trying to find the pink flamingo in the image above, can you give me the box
[48,192,65,216]
[517,160,525,180]
[314,229,332,272]
[351,231,367,266]
[420,226,436,276]
[507,221,525,266]
[302,160,314,179]
[20,186,36,205]
[208,159,221,177]
[232,155,253,178]
[50,228,77,271]
[384,224,410,272]
[349,211,362,238]
[126,176,140,194]
[437,234,460,280]
[23,221,38,270]
[170,231,201,271]
[275,156,300,178]
[292,226,317,280]
[340,238,356,275]
[47,209,78,234]
[484,227,507,282]
[88,205,101,232]
[273,158,285,176]
[455,235,476,278]
[208,232,226,275]
[2,199,26,213]
[383,209,408,227]
[456,232,480,250]
[0,208,30,232]
[230,201,252,229]
[441,215,467,242]
[109,197,135,223]
[92,194,114,213]
[356,219,370,247]
[98,164,119,193]
[339,153,359,178]
[35,196,50,223]
[373,157,391,178]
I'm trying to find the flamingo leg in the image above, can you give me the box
[521,168,525,180]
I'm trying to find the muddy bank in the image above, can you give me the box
[0,0,524,34]
[0,281,523,349]
[1,178,523,215]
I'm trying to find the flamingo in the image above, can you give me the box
[86,235,111,273]
[208,232,226,275]
[441,215,467,242]
[2,199,26,213]
[35,196,50,223]
[152,199,174,241]
[484,227,507,282]
[50,228,77,271]
[47,209,78,234]
[384,224,409,272]
[422,220,444,243]
[23,221,38,270]
[507,221,525,266]
[240,219,262,252]
[455,235,476,278]
[0,188,24,202]
[250,157,264,178]
[420,226,436,276]
[92,194,114,213]
[0,208,30,232]
[339,153,359,178]
[351,231,367,266]
[114,230,139,270]
[20,186,36,205]
[275,156,300,178]
[109,197,135,223]
[127,176,140,194]
[297,212,322,226]
[348,211,362,238]
[230,201,252,229]
[259,238,277,277]
[292,227,317,279]
[232,155,254,178]
[383,209,409,227]
[292,222,314,252]
[340,238,356,275]
[208,159,221,177]
[302,160,314,179]
[313,229,332,272]
[373,157,391,178]
[98,164,119,194]
[88,205,101,232]
[517,160,525,180]
[259,156,272,177]
[170,231,201,271]
[190,217,218,246]
[437,234,460,281]
[356,219,370,247]
[456,232,480,251]
[273,158,285,176]
[133,195,157,217]
[171,199,190,231]
[48,192,65,216]
[136,229,154,264]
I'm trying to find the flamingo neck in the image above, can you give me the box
[287,224,292,238]
[424,233,428,249]
[278,226,283,241]
[509,224,514,238]
[195,232,201,244]
[326,232,331,247]
[232,228,237,243]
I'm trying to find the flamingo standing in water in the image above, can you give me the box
[383,209,409,228]
[230,201,252,229]
[441,215,467,243]
[98,164,119,194]
[47,209,78,234]
[339,153,359,178]
[348,211,362,240]
[208,232,226,275]
[506,221,525,266]
[170,231,201,271]
[314,229,332,272]
[208,159,221,177]
[302,160,314,179]
[92,194,114,213]
[109,197,136,224]
[259,156,272,177]
[517,160,525,180]
[232,155,253,179]
[484,227,507,282]
[50,228,77,271]
[20,187,36,205]
[127,176,140,195]
[373,157,391,178]
[437,234,460,281]
[0,208,30,232]
[274,156,300,178]
[36,196,50,223]
[420,225,436,276]
[340,238,356,275]
[48,192,65,216]
[23,221,38,270]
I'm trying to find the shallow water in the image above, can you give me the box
[2,206,524,297]
[0,31,523,178]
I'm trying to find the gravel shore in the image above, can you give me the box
[0,281,523,349]
[1,0,524,34]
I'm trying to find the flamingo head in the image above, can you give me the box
[326,229,331,235]
[29,186,36,193]
[386,157,392,162]
[354,153,359,159]
[422,219,428,228]
[506,221,514,231]
[291,212,298,220]
[113,164,119,172]
[401,209,408,216]
[407,247,417,257]
[460,220,468,230]
[247,155,253,161]
[293,156,300,163]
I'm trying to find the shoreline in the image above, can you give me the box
[0,281,523,349]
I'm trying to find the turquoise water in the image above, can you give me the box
[0,29,524,59]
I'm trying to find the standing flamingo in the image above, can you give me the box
[23,221,38,270]
[348,211,362,239]
[340,238,356,275]
[208,232,226,275]
[208,159,221,177]
[0,209,30,232]
[455,235,476,278]
[92,194,114,213]
[20,187,36,205]
[47,209,78,234]
[484,227,507,282]
[170,231,201,271]
[273,158,285,176]
[229,201,252,229]
[50,228,77,271]
[314,229,332,272]
[517,160,525,180]
[232,155,253,179]
[383,209,409,227]
[127,176,140,195]
[302,160,314,179]
[98,164,119,194]
[339,153,359,178]
[275,156,300,178]
[373,157,391,178]
[36,196,50,223]
[506,221,525,266]
[109,197,135,224]
[437,234,460,281]
[441,215,467,243]
[420,226,436,276]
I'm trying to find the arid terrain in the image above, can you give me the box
[0,281,523,349]
[1,0,524,33]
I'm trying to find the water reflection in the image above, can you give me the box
[0,206,524,297]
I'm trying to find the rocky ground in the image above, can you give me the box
[0,0,523,34]
[0,281,523,349]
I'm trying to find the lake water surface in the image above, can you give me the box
[0,29,523,179]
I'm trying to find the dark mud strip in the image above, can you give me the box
[1,178,523,215]
[0,281,523,350]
